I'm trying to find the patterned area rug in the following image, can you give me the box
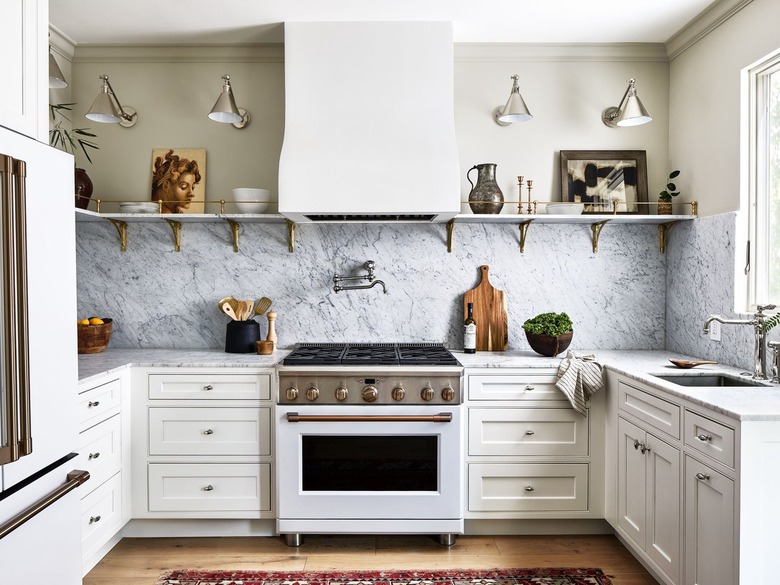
[157,568,614,585]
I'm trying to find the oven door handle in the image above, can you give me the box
[285,412,452,423]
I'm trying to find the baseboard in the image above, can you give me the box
[122,518,276,537]
[465,518,613,535]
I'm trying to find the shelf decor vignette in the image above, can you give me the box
[560,150,647,214]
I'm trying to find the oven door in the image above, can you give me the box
[276,404,463,523]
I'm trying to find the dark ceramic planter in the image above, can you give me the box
[525,330,573,357]
[75,168,94,209]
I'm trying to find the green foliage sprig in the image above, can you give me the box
[659,170,681,202]
[49,103,99,164]
[522,312,573,337]
[763,313,780,333]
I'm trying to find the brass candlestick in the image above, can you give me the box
[526,179,533,214]
[517,176,524,214]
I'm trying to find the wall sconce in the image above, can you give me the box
[48,47,68,89]
[602,78,652,127]
[494,74,532,126]
[208,75,251,129]
[85,75,138,127]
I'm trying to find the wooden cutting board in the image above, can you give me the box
[463,265,508,351]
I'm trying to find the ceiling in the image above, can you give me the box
[50,0,721,45]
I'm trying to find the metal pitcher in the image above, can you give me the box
[467,163,504,214]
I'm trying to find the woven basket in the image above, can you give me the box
[77,318,113,354]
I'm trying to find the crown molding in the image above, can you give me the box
[665,0,754,60]
[49,25,76,60]
[455,43,668,62]
[72,43,284,64]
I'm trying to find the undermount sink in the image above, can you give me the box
[653,374,769,387]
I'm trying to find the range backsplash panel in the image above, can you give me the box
[76,221,667,351]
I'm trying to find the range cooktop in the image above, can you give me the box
[283,343,459,367]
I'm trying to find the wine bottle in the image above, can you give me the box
[464,302,476,354]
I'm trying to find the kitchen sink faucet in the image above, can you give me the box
[333,260,388,294]
[703,304,777,380]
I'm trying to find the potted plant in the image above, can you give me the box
[523,312,574,357]
[49,103,99,209]
[658,170,680,215]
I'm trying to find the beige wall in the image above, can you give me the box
[66,42,670,214]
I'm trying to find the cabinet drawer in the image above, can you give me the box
[78,378,121,430]
[149,374,271,400]
[684,410,735,468]
[149,407,271,456]
[81,473,123,561]
[78,414,122,491]
[618,380,680,439]
[468,463,588,512]
[148,463,271,512]
[469,408,588,456]
[468,372,564,402]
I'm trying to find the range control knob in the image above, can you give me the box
[305,386,320,401]
[441,385,456,402]
[391,386,406,401]
[421,385,435,401]
[362,385,378,402]
[285,386,299,401]
[335,386,349,401]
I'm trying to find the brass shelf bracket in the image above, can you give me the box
[518,220,533,253]
[446,220,455,253]
[225,218,240,253]
[658,221,682,254]
[287,220,296,253]
[590,220,610,253]
[106,218,127,252]
[165,219,182,252]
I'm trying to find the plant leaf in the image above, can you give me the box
[667,182,676,190]
[669,170,680,179]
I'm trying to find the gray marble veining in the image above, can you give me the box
[77,220,667,352]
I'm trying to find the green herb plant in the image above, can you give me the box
[49,103,99,164]
[763,312,780,333]
[522,312,573,337]
[659,170,681,202]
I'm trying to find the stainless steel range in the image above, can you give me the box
[276,343,463,546]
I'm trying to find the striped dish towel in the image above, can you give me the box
[555,351,603,415]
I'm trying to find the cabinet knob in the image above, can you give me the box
[202,485,214,491]
[203,384,214,391]
[88,400,100,407]
[89,515,101,524]
[696,433,713,442]
[203,429,214,435]
[88,452,100,460]
[633,439,640,450]
[695,472,710,481]
[524,486,535,492]
[524,430,535,436]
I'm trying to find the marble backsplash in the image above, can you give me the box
[76,219,668,352]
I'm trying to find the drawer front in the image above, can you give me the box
[148,463,271,512]
[468,372,564,402]
[618,380,680,439]
[78,414,122,490]
[149,407,271,456]
[149,374,271,400]
[78,378,121,430]
[468,463,588,512]
[684,410,735,468]
[81,473,123,560]
[469,408,588,456]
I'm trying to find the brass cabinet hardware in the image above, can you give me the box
[165,219,182,252]
[518,219,533,253]
[106,219,127,252]
[590,220,610,253]
[287,220,296,253]
[225,218,240,253]
[446,219,455,253]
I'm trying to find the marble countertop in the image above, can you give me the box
[79,348,780,421]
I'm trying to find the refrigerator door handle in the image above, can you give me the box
[0,469,89,540]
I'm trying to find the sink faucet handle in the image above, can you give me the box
[757,304,777,315]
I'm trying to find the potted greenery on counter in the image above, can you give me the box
[523,312,574,357]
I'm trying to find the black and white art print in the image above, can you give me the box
[560,150,647,214]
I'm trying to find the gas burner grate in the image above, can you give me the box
[283,342,458,366]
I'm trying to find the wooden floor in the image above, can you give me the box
[83,535,659,585]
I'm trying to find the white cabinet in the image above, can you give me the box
[465,368,603,519]
[0,0,47,140]
[131,368,275,520]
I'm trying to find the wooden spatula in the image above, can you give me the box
[668,358,718,369]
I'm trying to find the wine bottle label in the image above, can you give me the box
[464,323,477,350]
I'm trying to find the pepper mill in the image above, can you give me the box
[266,311,277,350]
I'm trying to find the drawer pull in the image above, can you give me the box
[695,472,711,481]
[202,485,214,491]
[88,452,100,460]
[88,400,100,408]
[524,430,535,436]
[89,515,101,524]
[696,433,713,442]
[203,429,214,435]
[524,486,535,492]
[524,385,535,392]
[203,385,214,391]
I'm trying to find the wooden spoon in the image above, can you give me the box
[254,297,272,316]
[669,358,719,369]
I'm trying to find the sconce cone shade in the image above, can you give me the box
[48,51,68,89]
[616,94,652,127]
[209,75,250,128]
[494,75,532,126]
[86,86,122,123]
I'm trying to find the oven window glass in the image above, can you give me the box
[301,435,438,491]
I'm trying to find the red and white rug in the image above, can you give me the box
[157,568,614,585]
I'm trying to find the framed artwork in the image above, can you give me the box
[560,150,647,214]
[151,148,206,214]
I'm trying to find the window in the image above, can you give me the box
[746,49,780,309]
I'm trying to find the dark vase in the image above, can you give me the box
[75,168,94,210]
[525,330,574,357]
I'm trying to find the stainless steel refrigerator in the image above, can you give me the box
[0,126,86,583]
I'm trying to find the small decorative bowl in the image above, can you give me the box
[232,188,271,213]
[77,318,113,354]
[546,203,583,215]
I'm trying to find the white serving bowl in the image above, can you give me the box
[546,203,583,215]
[119,202,160,213]
[232,188,271,213]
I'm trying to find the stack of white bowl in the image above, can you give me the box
[232,188,271,213]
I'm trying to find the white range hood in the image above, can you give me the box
[278,21,460,223]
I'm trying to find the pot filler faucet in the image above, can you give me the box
[703,304,777,380]
[333,260,388,294]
